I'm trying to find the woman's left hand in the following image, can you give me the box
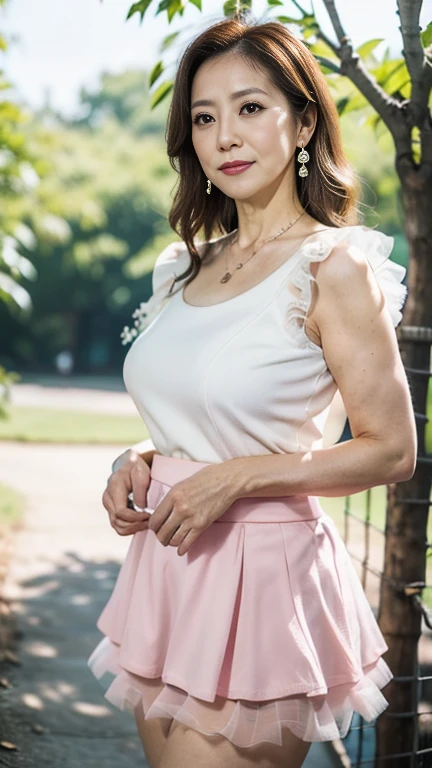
[147,461,241,556]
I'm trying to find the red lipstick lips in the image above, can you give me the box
[219,160,254,175]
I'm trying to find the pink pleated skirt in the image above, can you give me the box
[88,453,393,747]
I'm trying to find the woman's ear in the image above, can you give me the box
[298,102,317,146]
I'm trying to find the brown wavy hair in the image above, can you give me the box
[165,16,360,291]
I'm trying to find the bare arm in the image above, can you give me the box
[111,437,157,473]
[226,242,417,499]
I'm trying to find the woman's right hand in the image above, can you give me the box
[102,451,152,536]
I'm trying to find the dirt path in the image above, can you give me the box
[0,442,143,767]
[0,440,340,768]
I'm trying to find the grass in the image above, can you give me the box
[0,483,25,530]
[319,485,387,531]
[0,406,148,444]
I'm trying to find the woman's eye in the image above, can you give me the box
[192,101,264,125]
[240,101,263,115]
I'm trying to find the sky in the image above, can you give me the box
[0,0,431,117]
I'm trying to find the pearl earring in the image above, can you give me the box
[298,141,310,178]
[206,179,211,195]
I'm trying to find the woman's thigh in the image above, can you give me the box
[134,706,171,768]
[159,721,311,768]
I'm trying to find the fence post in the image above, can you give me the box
[376,326,432,767]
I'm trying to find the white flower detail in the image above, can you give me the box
[120,290,172,346]
[120,325,138,346]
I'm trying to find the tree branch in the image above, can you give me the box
[397,0,431,119]
[315,28,339,56]
[320,0,346,42]
[321,0,402,138]
[397,1,423,85]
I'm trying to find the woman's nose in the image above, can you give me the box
[216,118,243,152]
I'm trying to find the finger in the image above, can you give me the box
[102,488,115,516]
[156,515,182,547]
[148,498,174,534]
[117,507,151,524]
[177,528,199,557]
[115,514,149,529]
[108,474,147,523]
[113,520,150,537]
[108,471,130,510]
[168,524,191,548]
[130,463,151,509]
[107,483,150,526]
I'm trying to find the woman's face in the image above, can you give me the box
[190,52,301,202]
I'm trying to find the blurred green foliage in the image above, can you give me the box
[0,70,179,373]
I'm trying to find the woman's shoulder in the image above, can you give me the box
[297,224,407,329]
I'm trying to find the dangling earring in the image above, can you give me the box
[298,141,310,178]
[206,179,211,195]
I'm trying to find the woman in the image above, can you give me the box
[88,15,417,768]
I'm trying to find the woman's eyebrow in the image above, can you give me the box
[191,87,269,110]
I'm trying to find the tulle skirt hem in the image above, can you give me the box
[89,636,392,746]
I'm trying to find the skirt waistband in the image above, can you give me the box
[150,453,323,524]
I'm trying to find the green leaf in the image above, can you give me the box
[189,0,202,9]
[126,0,153,22]
[160,30,180,52]
[301,14,317,26]
[149,60,164,87]
[223,0,237,15]
[309,39,338,61]
[223,0,251,16]
[0,273,31,311]
[267,0,284,5]
[275,15,302,24]
[150,79,174,109]
[335,90,369,115]
[372,59,411,97]
[421,22,432,49]
[156,0,183,23]
[336,97,350,116]
[355,38,384,60]
[303,25,319,40]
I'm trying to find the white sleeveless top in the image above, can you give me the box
[122,225,408,463]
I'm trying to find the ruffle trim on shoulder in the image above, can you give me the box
[121,240,188,346]
[284,226,408,353]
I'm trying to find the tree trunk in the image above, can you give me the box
[376,178,432,767]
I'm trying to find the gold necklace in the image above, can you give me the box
[220,210,306,284]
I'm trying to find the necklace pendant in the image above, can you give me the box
[220,272,232,283]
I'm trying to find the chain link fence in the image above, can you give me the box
[331,328,432,767]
